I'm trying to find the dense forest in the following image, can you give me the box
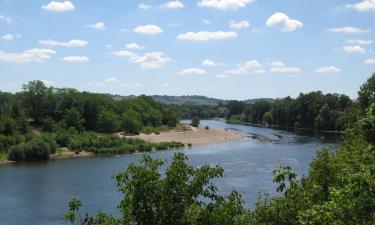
[0,80,185,161]
[226,90,356,132]
[65,73,375,225]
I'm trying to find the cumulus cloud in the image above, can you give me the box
[266,12,303,32]
[229,20,250,29]
[202,59,224,66]
[42,1,75,12]
[161,1,184,9]
[197,0,255,10]
[202,19,212,25]
[177,31,237,41]
[62,56,90,63]
[342,45,366,54]
[2,34,13,41]
[134,25,163,35]
[0,15,13,24]
[364,58,375,64]
[346,39,373,45]
[314,66,341,74]
[0,48,56,63]
[105,77,120,84]
[179,68,207,75]
[347,0,375,11]
[138,3,152,10]
[39,39,88,47]
[225,60,263,75]
[112,50,170,69]
[269,61,301,73]
[87,22,106,30]
[327,26,370,34]
[125,43,145,50]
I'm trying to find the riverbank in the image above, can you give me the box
[227,121,345,135]
[131,125,243,147]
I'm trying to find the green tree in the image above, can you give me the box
[22,80,50,125]
[191,115,200,127]
[63,108,85,131]
[358,73,375,110]
[64,153,245,225]
[97,110,120,133]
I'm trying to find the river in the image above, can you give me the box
[0,120,338,225]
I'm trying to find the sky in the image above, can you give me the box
[0,0,375,100]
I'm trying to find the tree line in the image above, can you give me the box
[0,80,185,161]
[65,73,375,225]
[226,90,358,132]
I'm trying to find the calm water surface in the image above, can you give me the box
[0,120,337,225]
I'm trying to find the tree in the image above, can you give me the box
[22,80,50,125]
[64,153,245,225]
[97,110,120,133]
[191,115,200,127]
[121,110,142,134]
[314,103,330,130]
[63,108,85,131]
[358,73,375,110]
[42,116,56,132]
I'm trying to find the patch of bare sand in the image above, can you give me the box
[135,126,242,147]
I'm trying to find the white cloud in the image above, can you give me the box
[105,77,120,84]
[229,20,250,29]
[39,39,88,47]
[197,0,255,10]
[266,12,303,32]
[215,73,229,79]
[126,43,145,50]
[2,34,14,41]
[0,48,56,63]
[269,61,285,67]
[270,61,301,73]
[163,83,169,86]
[179,68,207,75]
[134,25,163,35]
[177,31,237,41]
[0,15,13,24]
[342,45,366,54]
[225,60,263,75]
[42,1,75,12]
[202,59,224,66]
[202,19,212,25]
[346,39,373,45]
[327,26,370,34]
[161,1,184,9]
[112,50,170,69]
[87,22,106,30]
[364,58,375,64]
[347,0,375,11]
[138,3,152,10]
[62,56,90,63]
[314,66,341,74]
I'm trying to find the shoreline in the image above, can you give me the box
[227,121,345,135]
[0,125,242,166]
[132,125,243,147]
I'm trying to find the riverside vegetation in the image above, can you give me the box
[0,80,186,161]
[64,73,375,225]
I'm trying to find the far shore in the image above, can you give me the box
[0,124,243,166]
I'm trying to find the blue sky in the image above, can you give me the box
[0,0,375,100]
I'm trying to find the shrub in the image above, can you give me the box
[8,144,26,161]
[55,131,70,147]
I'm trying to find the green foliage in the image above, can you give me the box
[63,108,85,131]
[97,110,120,133]
[65,153,246,225]
[191,115,200,127]
[8,137,51,161]
[358,73,375,110]
[42,116,56,132]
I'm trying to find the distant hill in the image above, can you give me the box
[108,94,273,106]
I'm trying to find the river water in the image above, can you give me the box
[0,120,337,225]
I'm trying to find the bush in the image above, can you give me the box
[191,115,200,127]
[42,116,56,132]
[8,138,51,161]
[56,131,70,147]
